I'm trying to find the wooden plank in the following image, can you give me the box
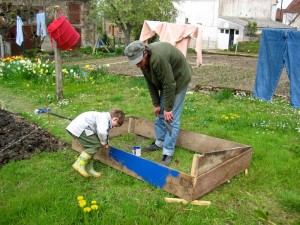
[131,117,155,138]
[191,147,250,176]
[176,129,246,153]
[190,154,202,177]
[95,147,195,201]
[127,117,248,153]
[192,149,252,200]
[72,138,84,152]
[72,139,195,201]
[164,197,211,206]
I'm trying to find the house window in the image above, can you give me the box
[235,30,239,35]
[220,29,224,33]
[225,30,229,34]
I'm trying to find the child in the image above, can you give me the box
[66,109,125,178]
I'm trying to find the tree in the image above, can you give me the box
[93,0,180,45]
[245,21,257,37]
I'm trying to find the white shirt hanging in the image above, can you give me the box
[16,16,24,46]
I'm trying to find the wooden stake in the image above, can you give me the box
[164,197,211,206]
[54,6,63,100]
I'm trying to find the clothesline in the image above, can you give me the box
[15,12,47,47]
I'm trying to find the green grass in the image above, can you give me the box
[0,69,300,224]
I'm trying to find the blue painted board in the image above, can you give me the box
[109,146,180,189]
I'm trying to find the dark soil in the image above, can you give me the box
[0,109,67,167]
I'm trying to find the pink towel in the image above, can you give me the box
[139,20,202,66]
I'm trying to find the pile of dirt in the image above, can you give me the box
[0,109,67,167]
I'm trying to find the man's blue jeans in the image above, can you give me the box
[254,29,300,108]
[154,87,188,156]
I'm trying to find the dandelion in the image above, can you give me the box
[78,200,87,208]
[85,65,90,69]
[77,196,84,201]
[83,207,92,213]
[91,200,97,205]
[91,204,99,210]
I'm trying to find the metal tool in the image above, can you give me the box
[164,121,172,135]
[34,108,73,121]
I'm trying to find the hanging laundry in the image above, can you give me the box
[139,20,203,67]
[36,11,47,37]
[16,16,23,46]
[253,28,300,108]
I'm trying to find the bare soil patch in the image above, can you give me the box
[66,53,290,98]
[0,109,67,167]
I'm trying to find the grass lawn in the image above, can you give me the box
[0,59,299,224]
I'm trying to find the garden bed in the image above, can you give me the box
[72,116,252,201]
[0,109,67,167]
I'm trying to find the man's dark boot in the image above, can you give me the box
[142,141,162,152]
[160,155,173,167]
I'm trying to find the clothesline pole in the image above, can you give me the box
[54,5,63,100]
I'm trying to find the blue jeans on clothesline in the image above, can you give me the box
[253,28,300,108]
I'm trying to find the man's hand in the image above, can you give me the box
[154,106,160,117]
[164,111,173,122]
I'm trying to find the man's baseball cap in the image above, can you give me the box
[124,40,145,65]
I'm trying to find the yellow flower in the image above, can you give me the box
[77,196,84,201]
[91,200,97,204]
[83,207,92,213]
[91,204,99,210]
[85,65,90,69]
[78,200,87,208]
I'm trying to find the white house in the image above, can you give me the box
[173,0,294,50]
[280,0,300,30]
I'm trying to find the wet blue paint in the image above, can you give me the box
[109,147,179,189]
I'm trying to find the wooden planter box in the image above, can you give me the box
[72,116,252,202]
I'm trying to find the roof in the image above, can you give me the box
[220,16,295,29]
[284,0,300,13]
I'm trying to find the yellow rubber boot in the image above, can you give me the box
[86,160,101,178]
[72,151,92,177]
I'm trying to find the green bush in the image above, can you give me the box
[229,41,260,54]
